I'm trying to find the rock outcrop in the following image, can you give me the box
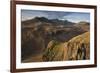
[42,32,90,61]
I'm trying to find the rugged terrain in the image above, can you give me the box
[21,17,90,62]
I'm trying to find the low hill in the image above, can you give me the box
[74,21,90,31]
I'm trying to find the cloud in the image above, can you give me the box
[62,12,90,23]
[21,10,49,21]
[21,10,90,23]
[21,10,72,21]
[44,11,72,19]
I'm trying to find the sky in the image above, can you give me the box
[21,10,90,23]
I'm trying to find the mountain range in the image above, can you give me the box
[21,17,90,62]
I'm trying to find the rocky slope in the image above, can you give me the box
[42,32,90,61]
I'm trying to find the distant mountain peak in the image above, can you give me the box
[22,16,75,27]
[78,21,89,24]
[34,17,49,22]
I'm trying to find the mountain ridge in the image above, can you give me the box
[21,16,90,61]
[22,17,75,27]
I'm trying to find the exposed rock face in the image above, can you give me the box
[66,32,90,60]
[42,32,90,61]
